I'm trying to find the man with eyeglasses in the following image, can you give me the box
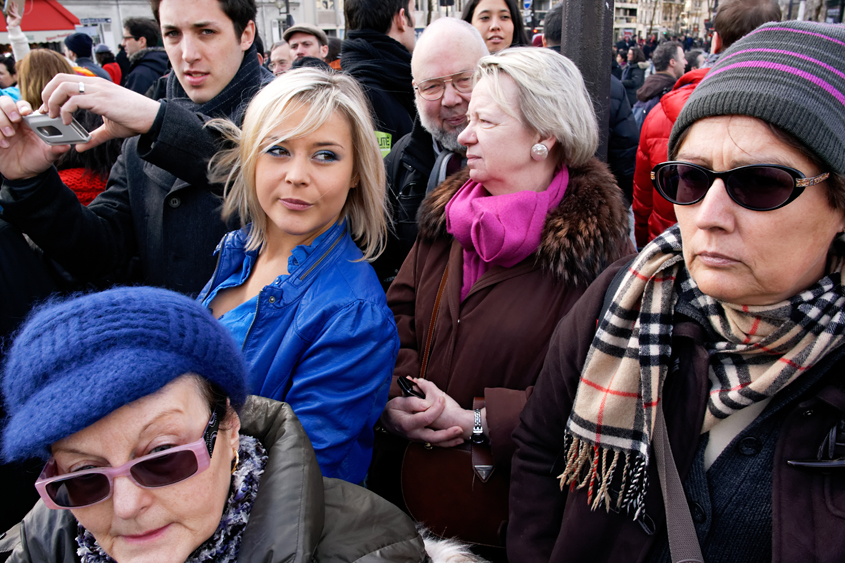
[120,17,168,95]
[372,18,488,290]
[268,40,293,76]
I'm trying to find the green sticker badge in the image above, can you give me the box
[375,131,392,158]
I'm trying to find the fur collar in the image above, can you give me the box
[417,158,632,288]
[128,46,166,65]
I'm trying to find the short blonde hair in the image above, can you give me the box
[209,68,387,260]
[476,48,598,168]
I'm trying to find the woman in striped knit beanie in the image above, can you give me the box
[507,21,845,563]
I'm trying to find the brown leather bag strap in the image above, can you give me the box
[471,397,496,483]
[419,263,449,380]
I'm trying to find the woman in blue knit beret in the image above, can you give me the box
[0,286,427,563]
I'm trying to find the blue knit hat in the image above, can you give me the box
[1,287,248,463]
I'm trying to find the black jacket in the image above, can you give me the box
[341,30,415,153]
[123,47,169,96]
[607,75,639,206]
[0,46,273,296]
[621,62,647,107]
[373,116,437,289]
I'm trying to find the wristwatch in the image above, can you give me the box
[471,408,486,444]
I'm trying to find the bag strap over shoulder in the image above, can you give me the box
[598,256,637,327]
[419,263,449,380]
[654,403,705,563]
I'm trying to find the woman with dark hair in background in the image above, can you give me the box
[0,56,19,101]
[0,56,17,88]
[620,45,646,107]
[94,44,123,85]
[462,0,529,54]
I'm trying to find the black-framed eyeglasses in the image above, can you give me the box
[414,70,475,101]
[122,36,138,41]
[651,161,830,212]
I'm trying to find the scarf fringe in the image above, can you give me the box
[558,434,648,517]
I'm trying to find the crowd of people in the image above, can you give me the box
[0,0,844,561]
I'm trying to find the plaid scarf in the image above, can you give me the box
[560,225,845,520]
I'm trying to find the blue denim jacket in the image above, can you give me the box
[198,222,399,483]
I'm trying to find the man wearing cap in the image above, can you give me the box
[284,24,329,62]
[0,0,273,296]
[63,33,112,82]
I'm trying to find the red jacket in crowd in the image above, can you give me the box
[633,68,709,248]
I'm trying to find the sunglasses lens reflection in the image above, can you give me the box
[727,166,795,210]
[658,164,708,204]
[131,450,199,487]
[47,473,110,508]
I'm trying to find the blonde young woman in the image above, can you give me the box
[197,68,398,485]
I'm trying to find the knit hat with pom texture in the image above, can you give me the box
[1,286,248,462]
[669,21,845,176]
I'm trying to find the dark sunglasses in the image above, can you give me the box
[36,405,224,509]
[651,161,830,211]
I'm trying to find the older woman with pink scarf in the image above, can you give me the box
[368,47,632,554]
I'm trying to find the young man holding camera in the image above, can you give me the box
[0,0,273,296]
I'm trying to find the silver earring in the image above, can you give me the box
[531,143,548,161]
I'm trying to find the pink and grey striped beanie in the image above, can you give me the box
[669,21,845,175]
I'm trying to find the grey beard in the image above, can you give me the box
[417,101,467,154]
[431,126,466,154]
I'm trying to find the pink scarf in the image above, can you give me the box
[446,167,569,301]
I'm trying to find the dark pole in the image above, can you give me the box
[787,0,793,20]
[561,0,614,161]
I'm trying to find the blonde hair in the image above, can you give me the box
[208,68,387,259]
[476,48,599,168]
[17,50,74,108]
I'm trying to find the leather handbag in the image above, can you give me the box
[401,402,510,547]
[398,264,510,548]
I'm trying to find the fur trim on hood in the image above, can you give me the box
[128,46,166,65]
[417,158,633,288]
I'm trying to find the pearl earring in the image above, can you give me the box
[531,143,548,161]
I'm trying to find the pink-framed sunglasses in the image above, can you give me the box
[35,406,223,510]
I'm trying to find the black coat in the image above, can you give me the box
[621,63,647,107]
[341,30,416,152]
[0,220,57,532]
[123,47,169,96]
[373,116,437,290]
[607,75,639,206]
[0,47,272,296]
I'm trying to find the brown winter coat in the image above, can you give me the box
[508,259,845,563]
[386,159,632,465]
